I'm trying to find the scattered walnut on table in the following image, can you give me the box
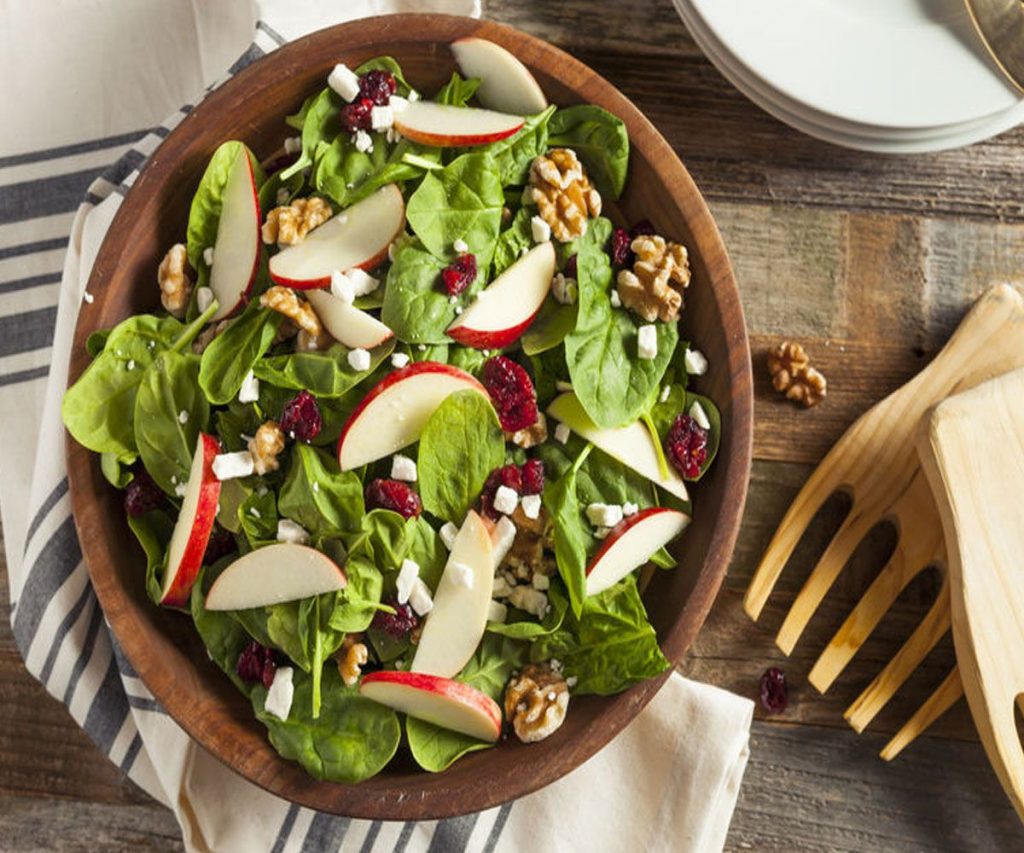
[248,421,285,475]
[337,634,368,687]
[767,341,827,408]
[262,196,333,246]
[616,234,691,323]
[504,662,570,743]
[528,148,602,242]
[157,243,192,318]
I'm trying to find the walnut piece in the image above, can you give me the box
[248,421,285,475]
[504,663,570,743]
[157,243,192,319]
[507,412,548,449]
[337,634,368,687]
[767,341,827,408]
[500,505,555,583]
[260,286,324,338]
[528,148,602,242]
[262,197,333,246]
[616,234,691,323]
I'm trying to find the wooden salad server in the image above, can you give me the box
[745,283,1024,757]
[917,367,1024,822]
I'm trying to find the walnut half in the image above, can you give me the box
[337,634,368,687]
[262,197,333,246]
[767,341,827,408]
[504,663,570,743]
[248,421,285,475]
[528,148,602,242]
[157,243,192,319]
[616,234,691,323]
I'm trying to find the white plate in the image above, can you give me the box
[685,0,1022,131]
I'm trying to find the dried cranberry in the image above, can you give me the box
[358,70,397,105]
[365,478,422,519]
[563,254,578,279]
[203,524,237,565]
[610,227,633,267]
[482,356,538,432]
[236,641,277,689]
[521,459,545,495]
[664,414,709,480]
[630,219,656,238]
[759,667,788,714]
[339,97,374,133]
[371,598,419,638]
[480,464,524,519]
[123,468,165,517]
[440,253,477,297]
[279,390,322,442]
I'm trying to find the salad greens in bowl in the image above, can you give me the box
[63,15,751,818]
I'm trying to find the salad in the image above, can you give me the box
[62,38,720,782]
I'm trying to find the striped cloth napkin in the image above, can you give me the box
[1,3,754,851]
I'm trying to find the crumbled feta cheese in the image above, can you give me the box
[594,527,611,539]
[348,267,380,296]
[448,295,458,305]
[418,344,427,352]
[439,522,460,551]
[312,481,319,493]
[353,129,373,153]
[519,245,530,257]
[82,290,94,304]
[684,347,709,375]
[554,421,571,444]
[551,273,577,305]
[283,135,302,154]
[370,105,394,130]
[530,215,551,243]
[508,585,547,618]
[177,409,189,425]
[408,577,434,615]
[532,573,550,591]
[276,518,310,544]
[396,558,421,604]
[391,453,417,482]
[238,369,260,404]
[660,385,671,403]
[622,501,639,517]
[690,400,711,430]
[391,352,410,369]
[455,306,463,315]
[389,95,409,114]
[521,493,542,520]
[493,485,519,515]
[250,507,261,519]
[330,270,355,304]
[276,187,290,205]
[492,575,513,598]
[212,451,255,481]
[387,126,400,144]
[449,561,475,589]
[196,286,214,313]
[487,600,508,623]
[126,359,136,371]
[586,502,623,528]
[555,380,574,393]
[203,246,215,267]
[452,237,469,253]
[610,289,622,308]
[492,516,517,567]
[347,347,371,371]
[327,63,361,101]
[566,675,578,688]
[264,667,294,721]
[174,483,187,498]
[408,89,420,102]
[550,658,563,673]
[637,324,658,360]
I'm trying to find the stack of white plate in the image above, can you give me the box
[673,0,1024,153]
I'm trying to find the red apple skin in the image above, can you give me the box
[447,306,543,350]
[160,433,222,608]
[336,361,489,467]
[392,118,525,148]
[585,507,686,581]
[268,242,392,290]
[359,670,503,742]
[215,151,262,320]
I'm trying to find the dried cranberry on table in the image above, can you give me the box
[339,97,374,133]
[482,355,538,432]
[759,666,788,714]
[664,413,709,480]
[371,598,419,638]
[236,641,278,689]
[279,389,322,442]
[365,478,422,519]
[123,468,165,517]
[358,70,397,105]
[441,253,477,297]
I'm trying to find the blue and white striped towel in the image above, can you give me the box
[2,3,753,851]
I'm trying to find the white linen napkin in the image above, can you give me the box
[1,3,754,851]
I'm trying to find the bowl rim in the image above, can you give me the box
[66,12,752,819]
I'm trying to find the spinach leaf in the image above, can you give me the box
[354,56,412,94]
[253,340,393,397]
[405,153,503,266]
[543,457,591,619]
[345,509,446,591]
[683,392,721,480]
[492,207,533,276]
[127,509,174,604]
[280,88,342,182]
[435,72,481,106]
[253,666,401,783]
[522,296,577,356]
[328,556,385,632]
[238,488,278,548]
[478,105,556,186]
[186,141,264,285]
[278,444,364,538]
[100,451,135,488]
[199,302,281,405]
[417,391,505,523]
[216,478,251,533]
[133,350,208,495]
[191,567,252,691]
[313,132,389,208]
[548,105,629,199]
[532,575,670,694]
[86,329,110,358]
[448,345,487,375]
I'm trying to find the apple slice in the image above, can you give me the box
[160,433,222,607]
[268,184,405,289]
[360,670,502,742]
[305,289,394,350]
[337,361,489,470]
[447,242,555,349]
[547,392,690,502]
[205,543,347,610]
[393,100,524,147]
[451,37,548,115]
[209,147,262,321]
[411,511,494,678]
[585,507,690,597]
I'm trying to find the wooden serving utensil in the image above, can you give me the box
[918,367,1024,821]
[745,284,1024,757]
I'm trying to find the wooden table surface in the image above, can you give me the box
[5,1,1024,849]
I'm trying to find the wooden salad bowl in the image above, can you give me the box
[65,14,753,819]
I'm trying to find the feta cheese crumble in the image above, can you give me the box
[396,558,421,605]
[370,105,394,130]
[327,63,361,101]
[408,577,434,615]
[492,516,517,567]
[347,348,371,371]
[391,352,410,369]
[238,369,260,404]
[82,290,94,304]
[610,289,622,308]
[439,522,460,551]
[622,501,639,517]
[689,400,711,430]
[283,135,302,154]
[177,409,189,425]
[684,347,709,375]
[521,493,542,520]
[551,273,577,305]
[264,667,294,721]
[196,286,214,313]
[532,573,550,591]
[637,324,658,360]
[276,519,310,544]
[203,246,214,267]
[452,237,469,253]
[330,270,356,304]
[449,561,475,589]
[276,187,290,205]
[348,267,380,296]
[407,89,420,102]
[660,385,671,403]
[554,421,571,444]
[492,575,513,598]
[391,453,417,482]
[493,485,519,515]
[508,586,547,618]
[530,214,551,243]
[212,451,255,481]
[586,502,623,528]
[487,600,508,623]
[353,129,373,153]
[389,95,409,113]
[174,483,187,498]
